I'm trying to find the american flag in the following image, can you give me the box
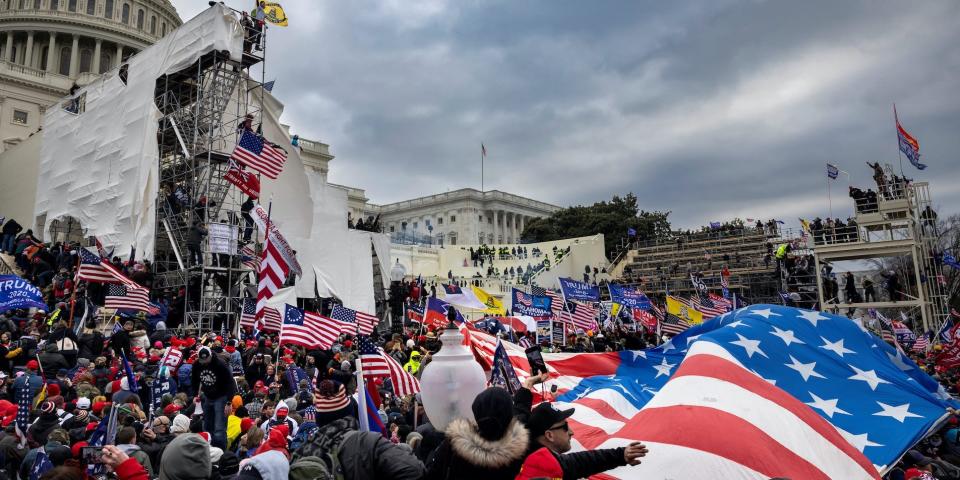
[465,306,955,478]
[260,305,283,332]
[531,285,563,316]
[331,304,378,335]
[690,294,726,319]
[280,305,341,349]
[240,245,260,271]
[105,283,150,311]
[76,248,139,286]
[518,335,533,349]
[255,236,289,328]
[14,376,32,447]
[232,130,284,179]
[660,311,690,335]
[240,297,258,329]
[913,333,929,353]
[357,334,420,397]
[261,142,288,176]
[565,300,597,332]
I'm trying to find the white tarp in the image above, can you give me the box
[34,4,243,255]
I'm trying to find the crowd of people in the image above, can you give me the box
[0,212,658,480]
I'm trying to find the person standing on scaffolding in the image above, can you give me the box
[866,161,888,199]
[253,1,267,51]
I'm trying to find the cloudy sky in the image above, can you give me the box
[171,0,960,229]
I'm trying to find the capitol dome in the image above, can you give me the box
[0,0,182,150]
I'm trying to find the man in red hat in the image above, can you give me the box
[13,359,45,398]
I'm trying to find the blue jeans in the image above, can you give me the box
[202,395,229,449]
[1,234,13,253]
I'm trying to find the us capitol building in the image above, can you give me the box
[0,0,181,152]
[0,3,561,245]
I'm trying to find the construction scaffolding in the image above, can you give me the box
[152,35,267,333]
[812,181,949,332]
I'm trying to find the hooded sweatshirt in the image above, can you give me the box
[159,434,211,480]
[239,450,290,480]
[118,443,154,477]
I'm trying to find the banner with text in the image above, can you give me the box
[559,277,600,302]
[0,275,48,312]
[512,288,553,317]
[609,283,651,309]
[252,204,303,277]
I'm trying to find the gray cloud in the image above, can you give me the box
[172,0,960,229]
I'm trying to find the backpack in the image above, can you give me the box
[289,455,333,480]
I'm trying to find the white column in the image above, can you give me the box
[115,43,123,67]
[493,210,500,244]
[4,32,13,63]
[92,38,102,73]
[510,213,518,243]
[519,215,526,236]
[24,31,34,68]
[46,32,57,71]
[68,34,79,77]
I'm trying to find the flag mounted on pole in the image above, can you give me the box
[827,163,839,179]
[895,105,926,170]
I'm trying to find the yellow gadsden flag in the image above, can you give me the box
[666,295,704,326]
[472,285,506,316]
[258,2,288,26]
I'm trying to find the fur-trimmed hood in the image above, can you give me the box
[446,417,529,469]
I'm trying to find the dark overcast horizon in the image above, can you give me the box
[172,0,960,230]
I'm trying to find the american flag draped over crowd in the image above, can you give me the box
[465,304,959,479]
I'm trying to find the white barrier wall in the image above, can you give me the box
[33,4,243,256]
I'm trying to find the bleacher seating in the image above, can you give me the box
[611,226,784,303]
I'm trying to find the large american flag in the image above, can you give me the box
[230,130,286,179]
[358,334,420,397]
[279,305,341,349]
[255,237,289,328]
[76,248,138,286]
[331,304,378,335]
[105,283,150,311]
[467,306,957,478]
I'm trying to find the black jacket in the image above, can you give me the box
[425,418,529,480]
[1,220,21,236]
[78,330,105,360]
[191,356,237,399]
[293,416,425,480]
[110,329,132,358]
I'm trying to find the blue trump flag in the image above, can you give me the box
[511,288,552,317]
[0,275,48,312]
[609,283,651,309]
[558,277,600,302]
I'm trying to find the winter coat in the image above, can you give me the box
[77,330,105,360]
[522,442,629,480]
[293,416,425,480]
[424,417,529,480]
[119,443,154,477]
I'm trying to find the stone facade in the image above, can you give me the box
[375,189,560,246]
[296,134,560,245]
[0,0,181,152]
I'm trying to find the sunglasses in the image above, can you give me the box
[547,422,570,433]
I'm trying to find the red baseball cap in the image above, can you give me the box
[163,404,181,415]
[27,360,39,370]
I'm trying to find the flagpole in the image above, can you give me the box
[827,174,833,219]
[893,103,905,178]
[355,358,370,432]
[67,253,81,328]
[480,143,484,192]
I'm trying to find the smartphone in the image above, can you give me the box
[525,345,548,376]
[81,446,104,464]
